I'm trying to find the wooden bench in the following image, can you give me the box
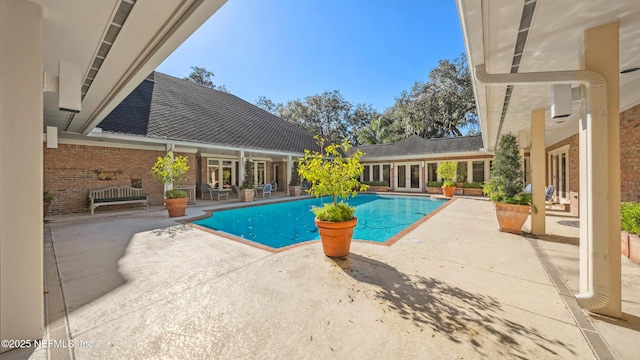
[89,186,149,215]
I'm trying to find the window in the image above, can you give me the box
[427,163,438,182]
[382,165,390,186]
[457,162,467,183]
[373,165,380,181]
[363,165,371,182]
[397,165,406,187]
[472,161,485,182]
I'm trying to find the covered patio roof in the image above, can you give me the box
[457,0,640,151]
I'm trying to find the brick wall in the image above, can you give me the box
[44,144,196,215]
[621,103,640,202]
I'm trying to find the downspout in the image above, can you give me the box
[474,64,610,310]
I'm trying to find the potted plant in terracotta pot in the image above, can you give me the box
[289,167,302,196]
[484,133,532,233]
[238,159,255,202]
[437,161,457,197]
[151,151,190,217]
[621,201,640,263]
[43,191,54,219]
[297,137,368,257]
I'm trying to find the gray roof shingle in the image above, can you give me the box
[354,134,485,159]
[99,72,318,154]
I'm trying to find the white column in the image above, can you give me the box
[286,155,292,186]
[239,151,245,185]
[0,0,44,348]
[577,22,621,317]
[467,160,473,183]
[531,109,546,235]
[217,160,224,190]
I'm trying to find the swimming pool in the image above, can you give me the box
[193,194,448,249]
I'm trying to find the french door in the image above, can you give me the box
[396,162,422,192]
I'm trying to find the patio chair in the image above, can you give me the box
[524,183,532,193]
[231,185,239,197]
[201,183,229,200]
[259,183,272,198]
[545,185,555,209]
[270,181,278,192]
[301,180,311,191]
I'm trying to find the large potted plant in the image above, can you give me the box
[298,137,368,257]
[437,161,457,197]
[238,159,255,202]
[484,133,531,233]
[289,166,302,196]
[151,151,190,217]
[43,191,54,219]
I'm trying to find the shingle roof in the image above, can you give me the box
[99,72,318,154]
[353,134,485,159]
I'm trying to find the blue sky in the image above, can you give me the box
[157,0,465,113]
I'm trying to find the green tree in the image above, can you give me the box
[297,137,368,222]
[388,54,477,138]
[183,66,229,93]
[484,134,530,205]
[278,90,377,145]
[357,115,403,144]
[255,96,283,115]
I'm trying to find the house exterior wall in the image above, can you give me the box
[543,102,640,214]
[362,154,493,192]
[546,133,580,215]
[44,143,196,215]
[621,103,640,202]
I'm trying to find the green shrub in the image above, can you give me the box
[312,202,355,222]
[621,202,640,235]
[43,191,55,202]
[485,134,528,204]
[363,181,387,186]
[426,181,443,187]
[165,189,187,199]
[463,182,484,189]
[298,137,368,222]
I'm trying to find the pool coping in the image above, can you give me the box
[182,192,457,253]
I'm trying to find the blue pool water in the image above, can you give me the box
[193,194,448,249]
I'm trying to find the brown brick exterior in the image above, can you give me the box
[543,102,640,213]
[44,143,196,215]
[621,103,640,202]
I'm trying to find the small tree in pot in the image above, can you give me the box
[484,133,532,233]
[289,165,301,196]
[151,151,190,217]
[238,159,255,202]
[297,137,368,257]
[437,161,457,197]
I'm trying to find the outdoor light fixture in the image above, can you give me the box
[551,84,572,118]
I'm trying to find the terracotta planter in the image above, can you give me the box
[289,185,301,196]
[165,197,188,217]
[621,231,630,258]
[314,217,357,258]
[630,234,640,264]
[441,186,456,197]
[239,189,255,202]
[494,202,530,234]
[427,187,442,194]
[463,188,484,196]
[43,201,51,219]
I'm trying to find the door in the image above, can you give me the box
[395,162,422,192]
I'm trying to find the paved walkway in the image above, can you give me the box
[3,196,639,359]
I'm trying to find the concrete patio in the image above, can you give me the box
[3,195,639,359]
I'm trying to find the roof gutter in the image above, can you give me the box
[474,64,610,310]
